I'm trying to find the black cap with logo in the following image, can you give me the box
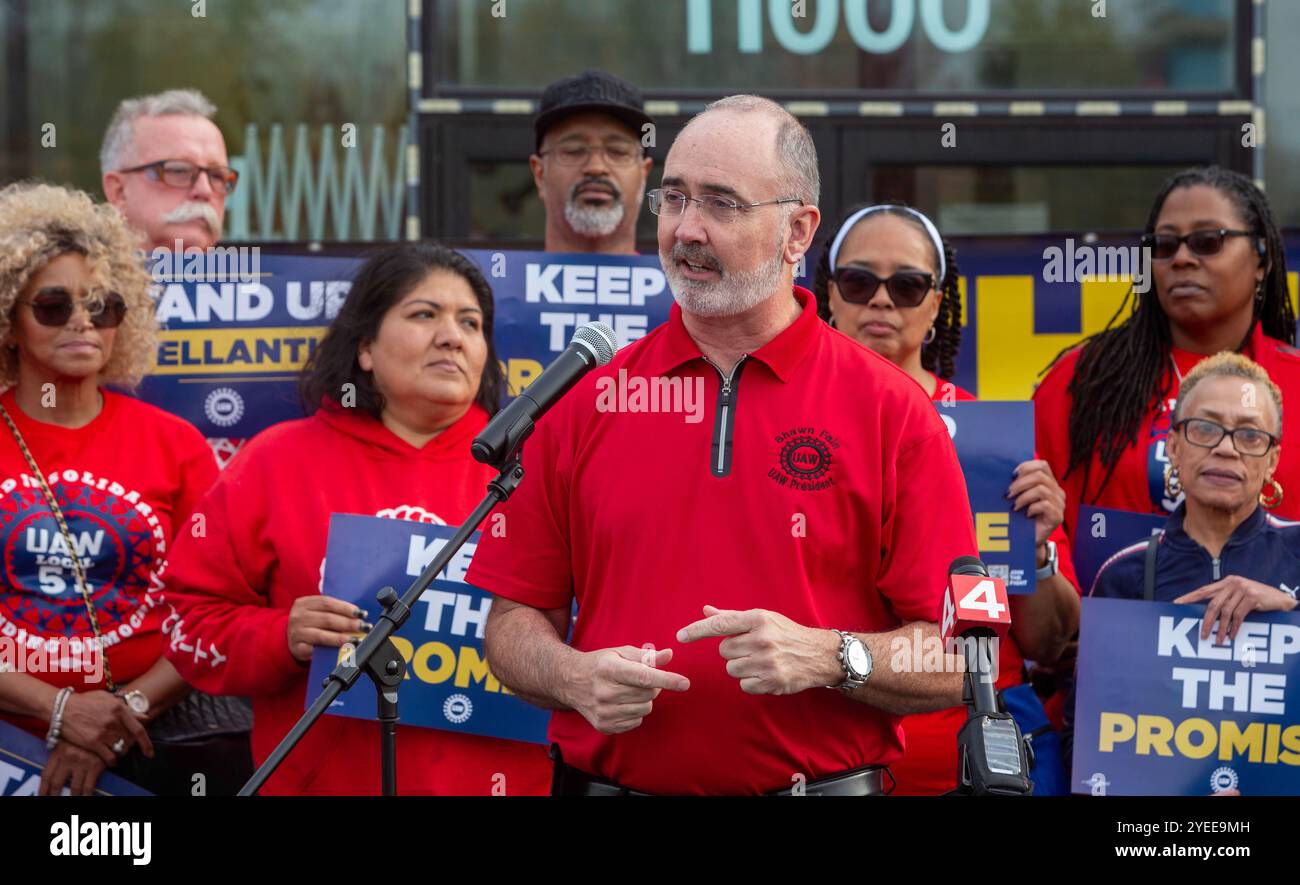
[534,69,654,152]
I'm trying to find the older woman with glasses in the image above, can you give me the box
[0,182,220,795]
[1093,352,1298,641]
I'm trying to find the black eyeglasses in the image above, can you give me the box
[647,188,803,224]
[830,267,935,308]
[117,159,239,195]
[1141,229,1257,260]
[20,289,127,328]
[1174,418,1277,457]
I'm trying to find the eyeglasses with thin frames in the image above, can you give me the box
[647,187,803,224]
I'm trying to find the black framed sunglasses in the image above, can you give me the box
[1173,417,1277,457]
[831,267,935,308]
[1141,228,1258,260]
[117,159,239,195]
[21,289,128,329]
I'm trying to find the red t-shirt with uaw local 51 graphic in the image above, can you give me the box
[0,387,217,732]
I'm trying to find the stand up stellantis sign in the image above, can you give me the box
[686,0,991,54]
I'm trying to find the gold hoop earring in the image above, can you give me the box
[1260,477,1284,509]
[1163,463,1183,499]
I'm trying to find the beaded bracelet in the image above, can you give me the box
[45,686,74,750]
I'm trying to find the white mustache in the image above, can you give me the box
[162,201,221,232]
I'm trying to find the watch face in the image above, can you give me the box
[126,693,149,715]
[847,642,870,676]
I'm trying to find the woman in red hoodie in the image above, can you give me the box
[813,204,1080,794]
[161,243,552,795]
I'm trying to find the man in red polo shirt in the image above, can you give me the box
[467,95,979,795]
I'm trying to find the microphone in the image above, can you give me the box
[941,556,1032,796]
[471,321,619,467]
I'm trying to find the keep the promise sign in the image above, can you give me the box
[1073,597,1300,795]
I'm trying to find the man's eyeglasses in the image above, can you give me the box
[538,141,643,167]
[1173,417,1277,457]
[647,188,804,225]
[1141,228,1257,260]
[831,267,935,308]
[117,159,239,195]
[20,289,128,328]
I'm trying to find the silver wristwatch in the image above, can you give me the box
[1035,539,1059,582]
[828,629,872,693]
[119,689,150,716]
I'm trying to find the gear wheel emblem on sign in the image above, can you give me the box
[204,387,245,428]
[1209,766,1238,793]
[443,693,473,724]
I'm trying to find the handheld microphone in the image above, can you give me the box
[942,556,1032,796]
[471,321,618,467]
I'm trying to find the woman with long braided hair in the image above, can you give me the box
[1036,166,1300,550]
[813,204,1080,795]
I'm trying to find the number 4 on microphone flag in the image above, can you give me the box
[307,514,549,745]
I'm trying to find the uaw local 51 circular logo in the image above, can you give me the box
[204,387,245,428]
[0,472,159,640]
[770,427,840,492]
[443,693,473,724]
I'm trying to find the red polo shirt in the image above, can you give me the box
[467,286,978,795]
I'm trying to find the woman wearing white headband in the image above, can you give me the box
[813,203,1081,795]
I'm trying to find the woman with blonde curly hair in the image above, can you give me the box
[0,182,222,795]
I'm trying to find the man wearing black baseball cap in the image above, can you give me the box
[530,70,654,254]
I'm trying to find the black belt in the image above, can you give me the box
[551,746,892,796]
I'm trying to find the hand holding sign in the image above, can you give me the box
[567,646,690,734]
[676,605,839,695]
[287,595,368,663]
[1174,575,1300,644]
[39,742,106,797]
[1006,459,1066,548]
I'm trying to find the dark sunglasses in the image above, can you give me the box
[831,267,935,308]
[1141,228,1258,261]
[21,289,128,328]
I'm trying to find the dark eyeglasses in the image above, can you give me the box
[830,267,935,308]
[1141,228,1257,260]
[1174,417,1277,457]
[117,159,239,195]
[20,289,128,328]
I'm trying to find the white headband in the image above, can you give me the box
[828,205,946,283]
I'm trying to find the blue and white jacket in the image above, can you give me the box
[1091,503,1300,603]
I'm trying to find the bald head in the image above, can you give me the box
[678,95,819,208]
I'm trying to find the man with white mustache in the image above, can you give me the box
[530,70,653,254]
[101,89,233,252]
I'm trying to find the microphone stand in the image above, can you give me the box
[948,630,1034,797]
[238,430,532,796]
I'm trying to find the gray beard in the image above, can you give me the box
[664,237,788,318]
[564,200,624,238]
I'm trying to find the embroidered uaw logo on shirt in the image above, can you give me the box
[769,427,840,492]
[0,470,162,641]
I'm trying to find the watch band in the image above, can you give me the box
[1035,539,1058,582]
[829,628,872,692]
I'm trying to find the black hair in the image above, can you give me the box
[812,202,963,379]
[1042,165,1293,501]
[299,242,506,420]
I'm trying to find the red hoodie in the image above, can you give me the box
[161,403,552,795]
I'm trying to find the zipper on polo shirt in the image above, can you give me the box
[1212,556,1221,580]
[703,355,748,478]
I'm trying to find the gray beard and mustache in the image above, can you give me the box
[162,200,222,236]
[662,227,789,318]
[564,177,629,238]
